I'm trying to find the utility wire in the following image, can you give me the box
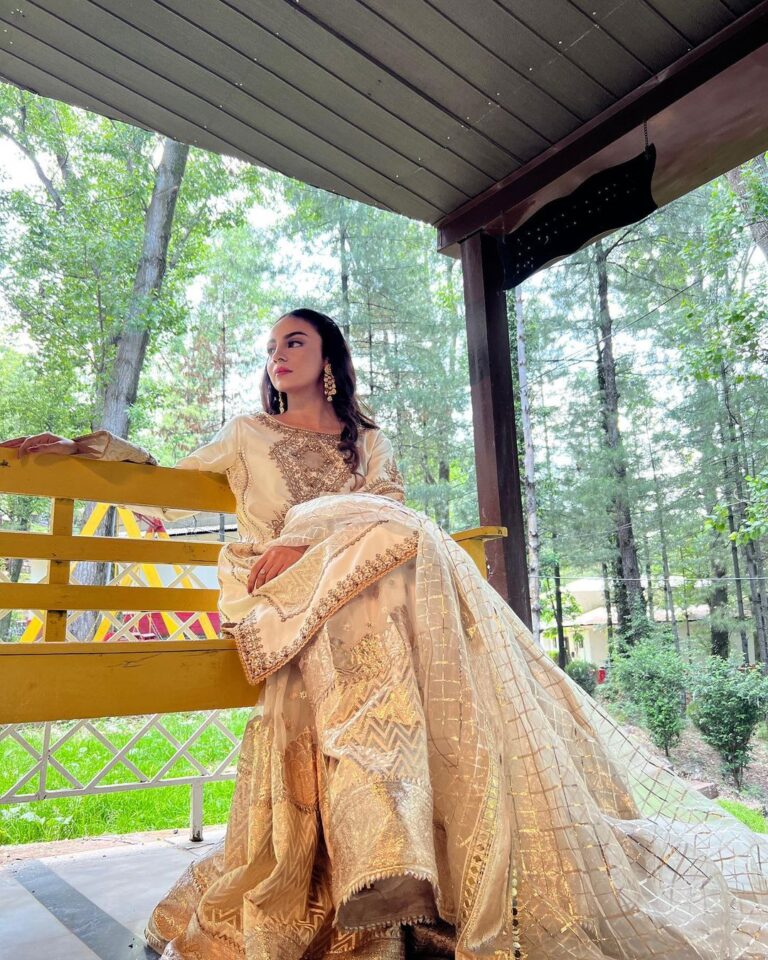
[528,279,703,385]
[552,573,768,584]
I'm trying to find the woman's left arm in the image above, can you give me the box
[361,429,406,502]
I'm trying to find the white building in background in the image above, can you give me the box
[540,577,715,666]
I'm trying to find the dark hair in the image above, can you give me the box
[259,307,379,475]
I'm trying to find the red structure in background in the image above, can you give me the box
[100,511,222,641]
[105,611,221,641]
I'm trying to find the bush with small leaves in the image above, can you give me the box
[610,636,686,757]
[687,658,768,789]
[565,659,597,696]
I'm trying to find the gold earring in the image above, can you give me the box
[323,362,337,402]
[277,391,285,413]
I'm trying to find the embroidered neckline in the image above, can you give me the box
[260,412,342,438]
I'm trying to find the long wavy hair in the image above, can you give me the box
[259,308,379,476]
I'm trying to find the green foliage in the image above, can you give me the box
[541,584,583,648]
[0,783,236,846]
[731,471,768,545]
[1,83,767,652]
[687,657,768,788]
[595,678,646,726]
[0,85,257,428]
[269,181,478,529]
[611,636,686,756]
[564,659,597,696]
[682,292,767,384]
[616,597,657,652]
[0,347,86,536]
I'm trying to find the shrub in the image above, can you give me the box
[615,598,656,651]
[595,677,645,725]
[565,659,597,696]
[610,636,686,757]
[687,658,768,789]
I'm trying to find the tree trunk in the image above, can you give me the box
[436,459,450,530]
[724,160,768,660]
[101,138,189,434]
[644,534,655,623]
[72,137,189,641]
[0,517,28,642]
[709,558,730,658]
[514,286,542,645]
[738,422,768,660]
[648,436,679,651]
[741,538,768,666]
[726,502,752,661]
[611,547,630,653]
[553,556,568,670]
[218,311,228,542]
[755,549,768,661]
[339,216,351,341]
[368,307,375,397]
[726,156,768,262]
[594,243,646,639]
[601,560,615,657]
[719,366,768,667]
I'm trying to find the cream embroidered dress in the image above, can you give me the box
[77,412,768,960]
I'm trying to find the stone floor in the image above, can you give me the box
[0,825,226,959]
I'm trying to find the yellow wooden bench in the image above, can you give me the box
[0,447,505,724]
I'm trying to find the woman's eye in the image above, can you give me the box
[267,340,302,356]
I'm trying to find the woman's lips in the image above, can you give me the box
[275,369,292,375]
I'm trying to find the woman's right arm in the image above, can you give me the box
[1,418,240,523]
[0,431,158,464]
[73,419,240,474]
[72,430,158,465]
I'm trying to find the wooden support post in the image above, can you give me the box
[460,233,531,627]
[190,781,204,842]
[44,497,74,642]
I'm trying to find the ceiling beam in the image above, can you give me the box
[437,2,768,254]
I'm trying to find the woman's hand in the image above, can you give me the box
[248,544,309,594]
[0,433,78,457]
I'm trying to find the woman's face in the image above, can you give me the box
[266,315,325,394]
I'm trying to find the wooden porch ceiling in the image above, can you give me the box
[1,0,766,256]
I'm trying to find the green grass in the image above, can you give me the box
[717,799,768,833]
[0,709,251,846]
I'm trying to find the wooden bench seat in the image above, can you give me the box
[0,448,505,723]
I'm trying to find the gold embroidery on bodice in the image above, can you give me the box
[255,413,354,533]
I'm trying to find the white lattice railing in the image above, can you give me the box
[0,708,253,841]
[1,533,251,841]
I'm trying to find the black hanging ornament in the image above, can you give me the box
[497,143,657,289]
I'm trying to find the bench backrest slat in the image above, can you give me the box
[0,450,235,512]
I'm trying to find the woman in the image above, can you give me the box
[6,308,768,960]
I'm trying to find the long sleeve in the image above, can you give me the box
[72,430,158,465]
[361,429,406,502]
[166,418,240,474]
[74,418,239,473]
[72,418,240,522]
